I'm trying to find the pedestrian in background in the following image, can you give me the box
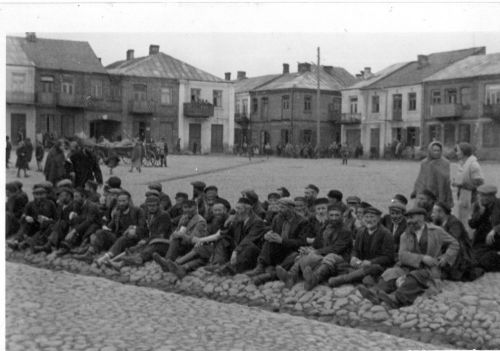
[35,140,45,172]
[15,140,29,178]
[6,136,12,168]
[44,140,67,185]
[340,143,349,165]
[130,138,143,173]
[24,137,33,170]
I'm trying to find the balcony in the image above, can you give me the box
[234,113,250,126]
[340,113,362,124]
[7,91,35,104]
[183,102,214,118]
[430,103,463,119]
[57,93,86,108]
[483,104,500,121]
[36,92,55,105]
[129,100,156,114]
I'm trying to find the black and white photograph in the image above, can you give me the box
[2,3,500,350]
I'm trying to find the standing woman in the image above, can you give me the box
[15,140,29,178]
[452,142,484,235]
[130,138,143,173]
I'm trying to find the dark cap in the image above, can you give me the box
[12,180,23,190]
[6,182,18,193]
[106,176,122,189]
[56,179,73,188]
[242,190,259,205]
[148,183,162,192]
[118,190,131,198]
[327,204,344,213]
[146,196,160,204]
[39,181,54,190]
[277,187,290,197]
[419,189,437,201]
[477,184,498,195]
[294,196,306,202]
[306,184,320,193]
[33,185,47,194]
[183,199,197,207]
[108,188,122,195]
[56,186,74,196]
[237,197,253,206]
[145,189,160,198]
[406,207,428,217]
[175,192,189,200]
[85,179,98,190]
[327,190,343,201]
[364,207,382,216]
[278,197,295,208]
[393,194,408,205]
[204,185,218,193]
[434,201,451,215]
[359,201,372,209]
[346,196,361,204]
[267,192,281,200]
[191,181,206,190]
[314,197,330,206]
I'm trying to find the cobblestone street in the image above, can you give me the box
[6,262,438,351]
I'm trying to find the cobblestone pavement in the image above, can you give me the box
[6,262,438,351]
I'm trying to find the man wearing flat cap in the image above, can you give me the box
[69,140,103,189]
[327,190,348,214]
[168,192,189,227]
[416,189,437,221]
[191,181,208,217]
[263,192,281,224]
[469,185,500,272]
[204,185,231,214]
[84,180,101,204]
[304,184,320,213]
[241,189,266,219]
[358,206,459,309]
[246,197,309,285]
[381,195,408,253]
[344,196,362,235]
[6,182,29,236]
[148,183,172,212]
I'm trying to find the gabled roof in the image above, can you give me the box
[8,36,106,74]
[234,74,281,93]
[254,65,356,92]
[368,47,486,89]
[344,62,410,90]
[107,52,224,82]
[6,37,34,66]
[424,53,500,82]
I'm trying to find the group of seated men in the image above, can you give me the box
[6,176,500,309]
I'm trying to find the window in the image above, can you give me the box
[213,90,223,107]
[392,94,402,121]
[429,124,441,142]
[485,84,500,105]
[91,80,103,99]
[371,95,380,113]
[282,95,290,110]
[41,76,54,93]
[161,87,173,105]
[445,88,458,104]
[261,97,269,119]
[110,84,121,101]
[482,122,500,147]
[432,90,441,104]
[443,123,456,146]
[191,88,201,102]
[12,73,26,92]
[460,87,471,106]
[304,96,312,111]
[252,98,258,113]
[406,127,420,147]
[133,84,147,101]
[408,92,417,111]
[303,129,313,143]
[235,101,240,114]
[349,96,358,114]
[242,99,248,115]
[61,76,74,95]
[458,124,471,143]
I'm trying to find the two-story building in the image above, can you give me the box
[7,34,118,142]
[6,36,36,144]
[341,47,485,158]
[423,52,500,160]
[249,63,356,150]
[107,45,234,153]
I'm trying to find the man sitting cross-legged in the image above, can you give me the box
[152,200,208,272]
[164,201,228,279]
[277,203,352,289]
[358,207,459,309]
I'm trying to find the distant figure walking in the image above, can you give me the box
[6,136,12,168]
[15,140,29,178]
[44,140,68,185]
[340,143,349,165]
[130,139,143,173]
[264,142,271,159]
[35,140,44,172]
[24,137,33,170]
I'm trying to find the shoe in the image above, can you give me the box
[377,291,399,309]
[215,264,236,276]
[107,260,123,271]
[73,249,96,265]
[245,263,265,277]
[358,286,381,305]
[252,272,276,286]
[95,253,112,267]
[121,255,144,266]
[166,260,187,279]
[152,252,170,272]
[71,244,89,255]
[276,265,289,283]
[303,266,318,291]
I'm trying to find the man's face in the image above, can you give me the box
[315,204,328,218]
[147,202,159,214]
[278,203,293,216]
[235,203,249,220]
[389,208,405,223]
[73,191,83,204]
[117,195,130,211]
[407,214,425,233]
[193,188,202,198]
[58,191,71,205]
[175,197,185,206]
[183,204,197,218]
[294,200,307,214]
[304,189,316,200]
[479,193,495,207]
[212,204,226,218]
[347,202,359,212]
[328,209,343,223]
[431,205,445,226]
[416,194,432,209]
[328,197,340,205]
[33,191,45,202]
[206,190,217,202]
[363,213,380,230]
[430,145,442,159]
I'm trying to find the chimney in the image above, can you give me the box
[25,32,36,42]
[126,49,134,61]
[323,65,333,75]
[224,72,231,81]
[97,57,102,64]
[363,67,373,79]
[237,71,247,80]
[298,62,312,73]
[283,63,290,74]
[417,55,429,68]
[149,44,160,55]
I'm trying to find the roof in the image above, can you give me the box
[344,62,410,90]
[234,74,281,93]
[8,36,106,74]
[368,47,486,89]
[6,37,34,66]
[107,52,224,82]
[254,65,356,92]
[424,53,500,82]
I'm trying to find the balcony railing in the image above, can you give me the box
[483,104,500,121]
[57,93,86,108]
[340,113,362,124]
[430,103,463,119]
[36,92,55,105]
[184,102,214,118]
[234,113,250,126]
[129,100,156,114]
[7,91,35,104]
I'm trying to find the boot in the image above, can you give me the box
[215,263,237,276]
[252,272,277,286]
[33,243,52,254]
[121,255,144,266]
[328,268,366,288]
[358,286,381,305]
[73,247,97,264]
[303,264,332,291]
[71,243,89,255]
[182,258,205,275]
[152,252,171,272]
[246,263,265,277]
[276,264,299,289]
[95,252,113,267]
[165,259,185,279]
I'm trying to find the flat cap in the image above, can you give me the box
[327,204,344,213]
[359,201,372,209]
[434,201,451,215]
[405,207,427,217]
[306,184,320,193]
[267,192,281,200]
[242,190,259,205]
[393,194,408,205]
[148,183,162,192]
[33,185,47,194]
[419,189,437,201]
[294,196,306,202]
[327,190,343,201]
[477,184,498,195]
[364,207,382,216]
[106,176,122,189]
[175,192,189,200]
[278,197,295,208]
[145,196,160,204]
[346,196,361,204]
[237,197,253,206]
[314,197,330,206]
[118,190,131,198]
[56,186,74,196]
[191,181,206,189]
[39,181,54,190]
[204,185,218,193]
[183,200,197,207]
[56,179,73,188]
[277,187,290,197]
[145,189,160,198]
[6,182,18,192]
[108,188,122,195]
[389,201,406,212]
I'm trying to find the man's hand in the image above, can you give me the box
[25,216,34,223]
[299,246,314,255]
[360,260,372,267]
[69,212,78,220]
[437,257,449,268]
[65,230,75,242]
[37,215,49,223]
[102,225,111,231]
[230,250,237,265]
[350,256,362,268]
[306,237,315,245]
[422,255,438,267]
[264,232,282,243]
[486,230,496,246]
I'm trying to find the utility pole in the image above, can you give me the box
[316,47,321,149]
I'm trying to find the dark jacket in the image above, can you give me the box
[25,140,33,162]
[167,203,184,227]
[145,210,172,240]
[70,149,103,188]
[270,212,309,251]
[7,192,29,219]
[15,144,28,169]
[223,214,269,253]
[312,222,353,260]
[469,198,500,250]
[108,206,146,239]
[381,214,408,252]
[306,216,328,239]
[44,147,67,185]
[23,199,58,231]
[71,200,102,236]
[352,224,395,268]
[35,144,44,161]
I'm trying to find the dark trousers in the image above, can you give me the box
[165,238,193,261]
[475,245,500,272]
[139,242,169,262]
[109,235,141,257]
[393,270,431,307]
[91,229,117,252]
[257,241,296,267]
[234,241,261,273]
